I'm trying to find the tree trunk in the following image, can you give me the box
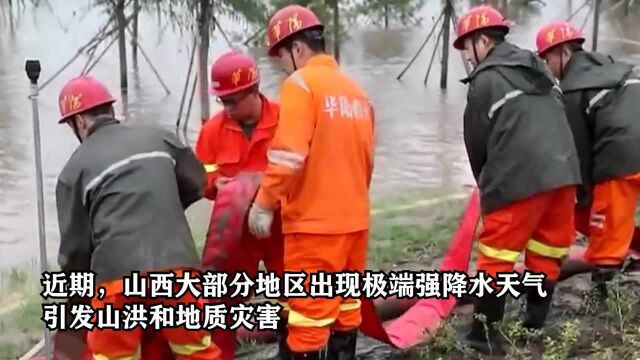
[440,0,451,90]
[132,0,139,69]
[116,0,128,117]
[198,0,211,124]
[384,1,389,29]
[592,0,601,52]
[333,0,340,62]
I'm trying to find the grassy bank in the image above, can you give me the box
[410,276,640,360]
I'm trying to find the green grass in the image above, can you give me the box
[0,295,45,360]
[368,200,465,270]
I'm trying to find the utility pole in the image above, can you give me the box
[132,0,139,69]
[333,0,340,63]
[592,0,601,51]
[440,0,452,90]
[198,0,211,124]
[384,0,389,29]
[116,0,128,116]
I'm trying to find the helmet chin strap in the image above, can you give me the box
[559,51,565,79]
[71,117,83,144]
[290,49,298,72]
[473,41,480,67]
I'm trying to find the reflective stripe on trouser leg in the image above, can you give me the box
[526,239,569,259]
[93,347,141,360]
[286,297,341,352]
[476,243,521,284]
[288,309,336,328]
[334,299,362,331]
[169,334,213,356]
[478,243,520,263]
[524,240,570,281]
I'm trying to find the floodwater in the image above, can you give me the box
[1,0,640,273]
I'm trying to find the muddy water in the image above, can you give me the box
[1,0,639,273]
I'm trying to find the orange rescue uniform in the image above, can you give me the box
[254,54,375,352]
[478,186,576,282]
[88,269,220,360]
[195,95,285,358]
[573,173,640,265]
[196,95,280,200]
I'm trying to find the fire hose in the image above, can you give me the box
[37,174,612,359]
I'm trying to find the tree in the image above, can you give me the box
[347,0,426,29]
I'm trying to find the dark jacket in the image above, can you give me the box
[560,50,640,208]
[55,116,206,284]
[461,42,581,214]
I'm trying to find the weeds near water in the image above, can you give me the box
[369,202,464,270]
[497,319,542,360]
[542,319,580,360]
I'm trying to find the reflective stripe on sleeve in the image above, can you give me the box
[586,79,640,115]
[204,164,219,173]
[267,149,305,170]
[488,90,524,120]
[83,151,175,205]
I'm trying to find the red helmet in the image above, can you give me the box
[535,21,585,56]
[210,51,260,97]
[266,5,324,57]
[58,75,115,124]
[453,5,510,50]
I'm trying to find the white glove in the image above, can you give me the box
[248,203,274,238]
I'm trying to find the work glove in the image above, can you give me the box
[248,203,274,239]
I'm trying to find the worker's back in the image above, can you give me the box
[275,55,375,235]
[56,117,203,284]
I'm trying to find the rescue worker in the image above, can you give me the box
[55,75,221,360]
[194,50,287,359]
[246,5,375,359]
[452,5,581,355]
[535,21,640,298]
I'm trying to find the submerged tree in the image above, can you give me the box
[348,0,426,28]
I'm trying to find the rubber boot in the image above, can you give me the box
[463,294,506,356]
[623,257,640,276]
[327,329,357,360]
[267,317,290,360]
[590,266,618,305]
[522,281,556,330]
[290,348,328,360]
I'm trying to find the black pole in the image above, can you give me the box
[198,0,211,123]
[440,0,452,90]
[425,24,444,85]
[116,0,129,117]
[333,0,340,63]
[176,37,197,137]
[624,0,630,17]
[592,0,601,51]
[397,7,446,80]
[384,1,389,29]
[25,58,52,360]
[132,0,139,69]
